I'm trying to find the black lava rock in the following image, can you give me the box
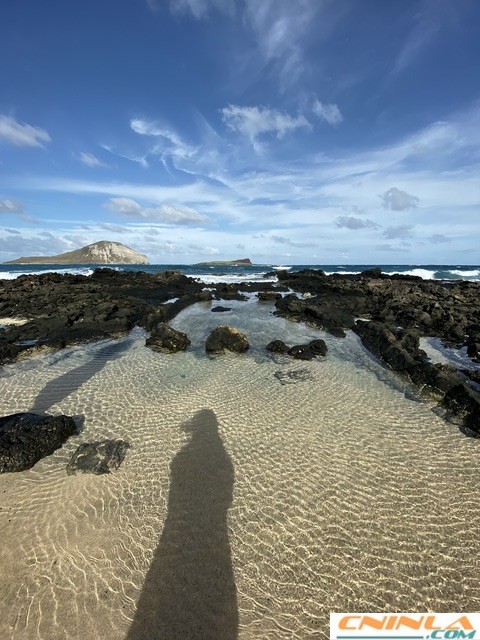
[146,323,191,353]
[206,326,249,353]
[0,412,77,473]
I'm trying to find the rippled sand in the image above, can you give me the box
[1,298,479,639]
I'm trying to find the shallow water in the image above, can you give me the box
[1,298,480,639]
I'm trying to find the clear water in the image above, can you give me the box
[1,298,479,639]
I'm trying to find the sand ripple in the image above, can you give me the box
[1,301,479,639]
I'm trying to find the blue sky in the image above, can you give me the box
[0,0,479,264]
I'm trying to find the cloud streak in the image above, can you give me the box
[0,115,51,148]
[104,197,210,225]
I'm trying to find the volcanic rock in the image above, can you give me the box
[205,326,249,353]
[0,412,77,473]
[146,323,191,353]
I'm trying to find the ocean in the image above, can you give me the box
[0,262,480,282]
[1,265,480,638]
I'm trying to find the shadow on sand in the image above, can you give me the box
[30,339,132,414]
[126,409,238,640]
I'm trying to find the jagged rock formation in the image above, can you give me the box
[4,241,148,265]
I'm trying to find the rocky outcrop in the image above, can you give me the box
[0,270,206,366]
[206,326,249,353]
[146,323,191,353]
[4,241,148,265]
[0,413,77,472]
[257,291,282,301]
[266,340,289,354]
[267,338,327,360]
[211,306,232,313]
[354,320,480,434]
[66,440,130,475]
[287,339,328,361]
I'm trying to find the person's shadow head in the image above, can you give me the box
[126,409,238,640]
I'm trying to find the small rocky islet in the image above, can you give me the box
[0,266,479,473]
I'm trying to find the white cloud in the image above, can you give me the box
[104,197,209,225]
[77,152,108,168]
[220,104,310,144]
[380,187,420,211]
[0,115,51,148]
[101,144,149,168]
[130,119,198,161]
[313,100,343,125]
[335,216,379,230]
[0,198,24,215]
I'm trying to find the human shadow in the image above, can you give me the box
[126,409,238,640]
[30,339,132,414]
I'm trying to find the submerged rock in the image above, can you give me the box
[287,339,328,361]
[211,306,232,313]
[266,340,289,354]
[274,369,314,385]
[206,326,249,353]
[0,412,77,473]
[66,440,130,475]
[257,291,282,301]
[146,323,191,353]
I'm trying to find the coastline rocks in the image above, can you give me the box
[66,440,130,475]
[267,338,328,360]
[0,412,77,473]
[257,291,282,301]
[146,323,191,353]
[206,326,249,353]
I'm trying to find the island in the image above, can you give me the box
[3,241,149,265]
[193,258,252,267]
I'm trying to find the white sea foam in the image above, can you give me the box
[449,269,480,278]
[191,273,276,284]
[271,265,292,271]
[0,267,94,280]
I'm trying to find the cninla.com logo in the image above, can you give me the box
[330,613,480,639]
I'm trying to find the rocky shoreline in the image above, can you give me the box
[0,267,479,464]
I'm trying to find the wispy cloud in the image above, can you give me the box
[335,216,379,230]
[0,197,35,223]
[101,144,149,168]
[313,99,343,125]
[220,104,310,146]
[243,0,320,87]
[104,197,209,225]
[76,152,109,168]
[383,224,414,240]
[271,235,317,248]
[168,0,234,19]
[429,233,451,244]
[0,115,51,148]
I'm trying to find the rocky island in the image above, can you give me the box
[193,258,252,266]
[3,240,148,265]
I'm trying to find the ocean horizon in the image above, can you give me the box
[1,262,480,283]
